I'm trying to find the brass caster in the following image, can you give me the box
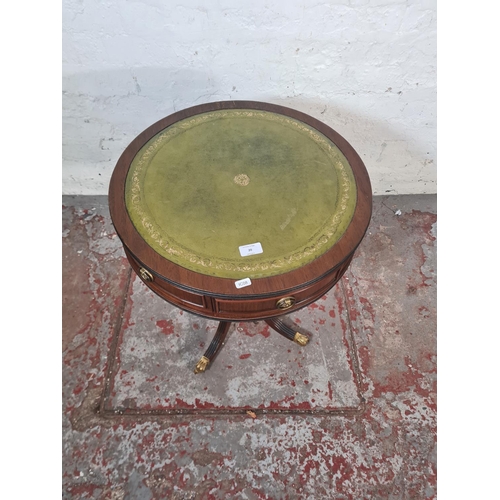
[194,356,210,374]
[293,332,309,346]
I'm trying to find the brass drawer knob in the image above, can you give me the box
[139,267,154,282]
[276,296,296,310]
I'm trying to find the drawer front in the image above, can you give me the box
[215,275,338,318]
[214,255,353,319]
[125,248,209,311]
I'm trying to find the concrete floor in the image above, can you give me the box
[62,194,436,499]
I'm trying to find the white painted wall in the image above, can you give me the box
[62,0,436,195]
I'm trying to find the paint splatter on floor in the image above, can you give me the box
[63,195,436,499]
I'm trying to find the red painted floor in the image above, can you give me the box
[105,276,362,415]
[62,194,436,499]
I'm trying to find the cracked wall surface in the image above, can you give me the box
[62,0,437,195]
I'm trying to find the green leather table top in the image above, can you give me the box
[125,109,357,279]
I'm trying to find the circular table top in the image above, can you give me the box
[109,101,372,296]
[125,108,357,279]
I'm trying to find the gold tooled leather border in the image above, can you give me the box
[126,110,356,277]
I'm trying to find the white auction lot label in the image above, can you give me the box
[239,242,263,257]
[235,277,252,289]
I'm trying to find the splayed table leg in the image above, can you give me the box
[265,317,310,346]
[194,321,232,374]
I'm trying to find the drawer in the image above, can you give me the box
[152,279,207,308]
[214,274,339,318]
[124,248,208,311]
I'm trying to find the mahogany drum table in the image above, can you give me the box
[109,101,372,374]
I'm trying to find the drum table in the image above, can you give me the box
[109,101,372,374]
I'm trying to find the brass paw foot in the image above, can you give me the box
[293,332,309,346]
[194,356,210,374]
